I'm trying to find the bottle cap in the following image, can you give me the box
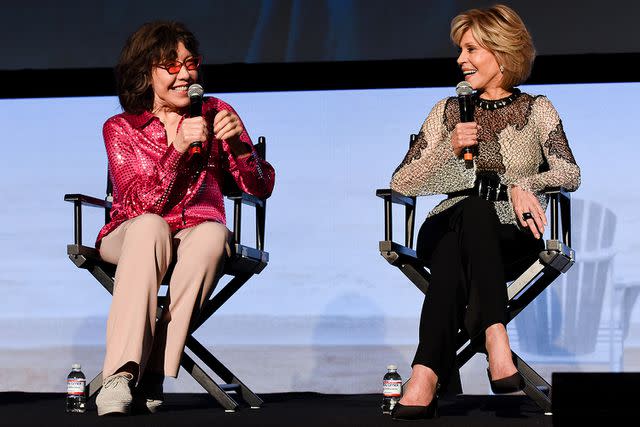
[387,364,397,370]
[72,363,81,370]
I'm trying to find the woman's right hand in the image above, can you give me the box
[173,116,209,153]
[511,185,546,239]
[451,122,480,157]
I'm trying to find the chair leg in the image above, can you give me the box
[397,262,430,295]
[193,273,253,331]
[380,238,568,413]
[454,325,553,412]
[75,259,262,410]
[182,272,263,409]
[444,368,463,396]
[86,372,103,399]
[84,349,258,412]
[186,336,263,408]
[180,352,240,412]
[513,352,552,413]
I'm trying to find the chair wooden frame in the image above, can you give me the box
[64,137,270,412]
[376,135,574,412]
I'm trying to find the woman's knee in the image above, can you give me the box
[183,222,229,262]
[127,214,171,244]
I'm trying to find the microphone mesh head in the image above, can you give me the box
[456,81,473,96]
[187,83,204,98]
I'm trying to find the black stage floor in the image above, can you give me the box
[1,392,556,427]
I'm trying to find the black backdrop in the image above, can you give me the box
[2,0,639,97]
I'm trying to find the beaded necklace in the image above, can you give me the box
[475,88,521,110]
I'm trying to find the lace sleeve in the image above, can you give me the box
[514,96,581,193]
[390,98,474,196]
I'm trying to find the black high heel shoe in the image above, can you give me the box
[486,369,525,394]
[391,395,438,421]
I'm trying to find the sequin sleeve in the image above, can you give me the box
[390,98,474,196]
[103,117,186,216]
[210,99,275,198]
[513,96,581,193]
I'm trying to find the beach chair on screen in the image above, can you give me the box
[64,137,270,412]
[376,134,574,413]
[513,199,640,373]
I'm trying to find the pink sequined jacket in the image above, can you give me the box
[96,97,275,246]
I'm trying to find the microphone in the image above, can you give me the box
[455,81,475,169]
[187,83,204,156]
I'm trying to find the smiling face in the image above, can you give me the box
[151,41,198,113]
[456,30,504,95]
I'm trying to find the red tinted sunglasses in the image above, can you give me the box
[157,55,202,74]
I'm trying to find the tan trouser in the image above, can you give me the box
[99,214,229,378]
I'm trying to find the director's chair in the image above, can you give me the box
[65,137,270,412]
[377,134,574,412]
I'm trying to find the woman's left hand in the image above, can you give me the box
[510,185,547,239]
[213,110,251,157]
[213,110,243,142]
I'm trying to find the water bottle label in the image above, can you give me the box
[67,379,85,395]
[383,379,402,397]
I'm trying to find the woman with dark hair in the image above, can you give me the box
[389,4,580,420]
[94,21,275,416]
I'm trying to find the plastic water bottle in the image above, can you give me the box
[66,363,86,413]
[381,364,402,414]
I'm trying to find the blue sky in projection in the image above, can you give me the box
[0,83,637,322]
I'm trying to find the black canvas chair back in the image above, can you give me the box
[376,134,574,412]
[65,136,269,412]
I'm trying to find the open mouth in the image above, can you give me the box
[463,70,477,76]
[171,85,188,92]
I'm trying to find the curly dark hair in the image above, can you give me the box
[115,21,201,114]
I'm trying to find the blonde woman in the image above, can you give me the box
[389,4,580,420]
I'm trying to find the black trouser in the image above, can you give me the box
[412,197,543,386]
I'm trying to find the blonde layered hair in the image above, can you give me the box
[450,4,535,90]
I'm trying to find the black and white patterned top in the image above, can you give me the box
[390,91,581,225]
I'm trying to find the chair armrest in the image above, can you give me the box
[225,191,265,208]
[64,193,111,247]
[225,191,267,252]
[543,187,571,248]
[376,185,571,254]
[543,186,570,196]
[375,188,416,207]
[376,188,417,249]
[64,193,112,209]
